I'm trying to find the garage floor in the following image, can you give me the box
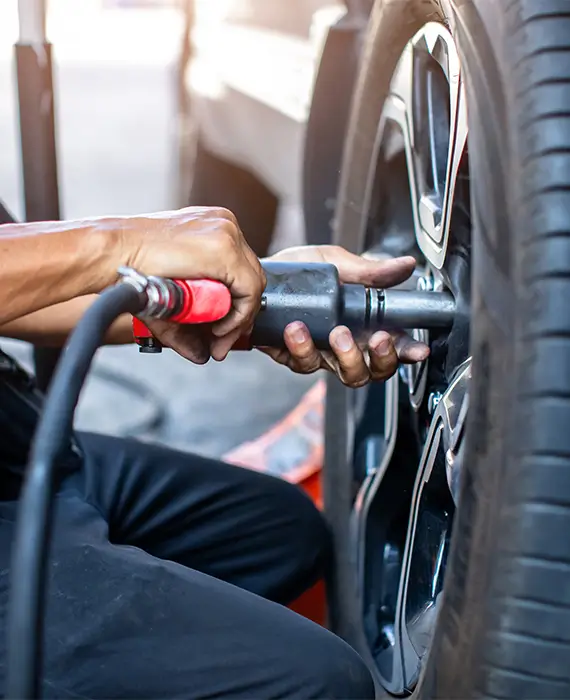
[0,1,318,459]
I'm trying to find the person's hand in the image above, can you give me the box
[117,207,265,362]
[260,245,430,387]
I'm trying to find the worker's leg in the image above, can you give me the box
[0,478,374,698]
[72,432,330,604]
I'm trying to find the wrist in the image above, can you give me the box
[79,217,129,293]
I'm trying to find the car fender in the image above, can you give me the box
[302,5,370,245]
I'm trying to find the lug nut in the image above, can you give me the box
[427,391,442,415]
[417,275,434,292]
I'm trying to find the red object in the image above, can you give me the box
[170,279,232,324]
[132,279,232,347]
[289,580,327,626]
[224,380,325,508]
[223,380,326,625]
[132,317,154,340]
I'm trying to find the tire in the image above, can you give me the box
[325,0,570,697]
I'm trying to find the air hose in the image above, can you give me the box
[5,269,233,699]
[6,283,147,700]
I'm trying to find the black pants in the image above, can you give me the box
[0,432,374,699]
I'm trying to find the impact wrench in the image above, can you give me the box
[118,261,456,352]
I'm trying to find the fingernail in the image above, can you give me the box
[289,322,308,344]
[372,337,391,356]
[402,342,429,361]
[334,329,353,353]
[411,343,430,360]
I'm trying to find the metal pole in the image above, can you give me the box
[16,0,62,391]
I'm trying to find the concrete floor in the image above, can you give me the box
[0,1,316,458]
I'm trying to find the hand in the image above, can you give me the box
[117,207,265,361]
[261,245,430,387]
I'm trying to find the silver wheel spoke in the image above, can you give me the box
[381,23,468,269]
[395,358,471,687]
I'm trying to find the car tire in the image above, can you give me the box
[325,0,570,697]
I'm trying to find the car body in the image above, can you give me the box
[179,0,357,253]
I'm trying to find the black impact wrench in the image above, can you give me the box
[121,261,457,352]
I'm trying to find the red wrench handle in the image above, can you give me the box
[132,278,232,352]
[170,279,232,324]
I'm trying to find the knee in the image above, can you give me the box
[293,626,375,699]
[265,477,332,596]
[327,647,375,699]
[290,483,332,568]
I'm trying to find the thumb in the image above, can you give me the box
[320,248,417,287]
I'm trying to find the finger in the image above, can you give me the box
[210,257,262,338]
[240,229,266,277]
[208,229,265,339]
[329,326,370,387]
[211,312,259,360]
[392,331,430,364]
[211,292,253,339]
[258,346,291,367]
[210,326,246,361]
[225,237,267,339]
[149,320,211,364]
[368,331,399,380]
[283,322,323,374]
[318,246,417,288]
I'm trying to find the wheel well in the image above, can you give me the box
[302,6,370,245]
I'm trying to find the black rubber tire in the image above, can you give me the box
[325,0,570,697]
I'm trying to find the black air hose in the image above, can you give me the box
[6,283,146,700]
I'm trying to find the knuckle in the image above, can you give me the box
[350,377,371,388]
[214,207,238,226]
[372,350,397,371]
[294,343,316,359]
[216,229,240,255]
[340,373,369,388]
[342,358,370,382]
[215,221,240,248]
[318,244,341,256]
[295,359,321,374]
[336,358,367,383]
[234,307,250,324]
[345,346,362,360]
[224,222,241,243]
[336,348,361,369]
[251,267,265,294]
[372,365,396,381]
[255,262,267,292]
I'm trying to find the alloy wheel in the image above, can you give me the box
[351,21,471,695]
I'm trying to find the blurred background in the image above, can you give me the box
[0,0,347,457]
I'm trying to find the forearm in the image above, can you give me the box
[0,297,134,346]
[0,219,119,324]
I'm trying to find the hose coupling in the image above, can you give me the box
[118,266,182,320]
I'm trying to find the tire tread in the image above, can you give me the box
[328,0,570,696]
[469,0,570,696]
